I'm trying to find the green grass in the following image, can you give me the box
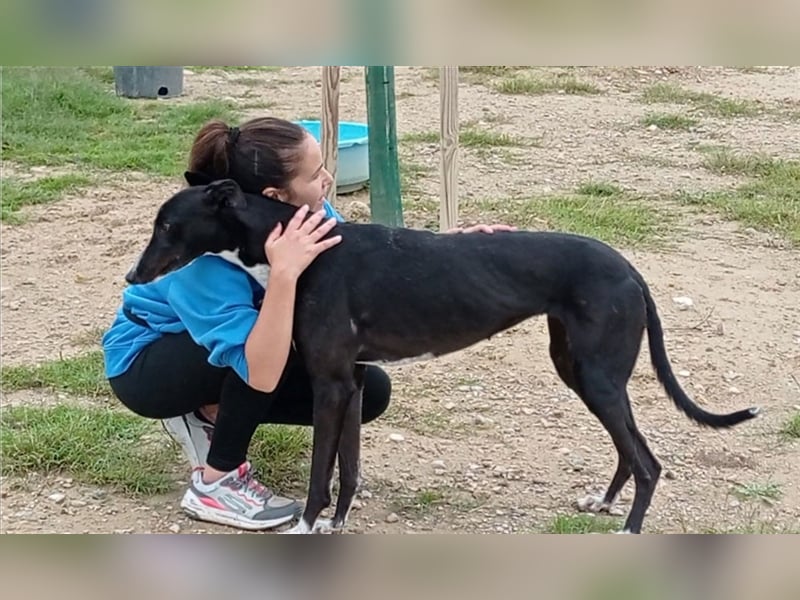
[79,66,115,85]
[1,351,110,398]
[391,487,459,516]
[698,147,781,177]
[640,112,699,131]
[576,181,624,197]
[640,83,759,117]
[467,192,670,248]
[1,350,312,492]
[545,514,622,534]
[2,67,238,177]
[733,482,782,504]
[678,154,800,244]
[460,129,535,148]
[781,412,800,439]
[401,128,536,149]
[248,425,311,491]
[494,74,602,96]
[0,405,177,494]
[460,66,524,76]
[1,174,93,222]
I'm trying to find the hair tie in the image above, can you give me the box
[228,126,240,144]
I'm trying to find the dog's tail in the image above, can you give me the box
[637,272,760,428]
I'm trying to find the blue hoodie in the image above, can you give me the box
[102,200,344,384]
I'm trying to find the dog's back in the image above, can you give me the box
[298,224,634,362]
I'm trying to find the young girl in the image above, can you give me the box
[103,116,512,531]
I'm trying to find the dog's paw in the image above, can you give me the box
[311,518,335,534]
[280,519,312,535]
[576,494,624,516]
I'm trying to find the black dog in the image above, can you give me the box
[127,178,759,534]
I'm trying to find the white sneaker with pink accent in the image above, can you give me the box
[180,461,301,530]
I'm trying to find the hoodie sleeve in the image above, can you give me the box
[165,256,259,383]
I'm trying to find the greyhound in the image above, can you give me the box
[126,178,759,534]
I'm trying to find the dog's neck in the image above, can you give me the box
[207,196,321,288]
[207,249,270,289]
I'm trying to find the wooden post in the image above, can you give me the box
[439,66,459,232]
[321,66,340,206]
[365,66,404,227]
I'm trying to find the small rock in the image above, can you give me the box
[728,499,740,508]
[388,433,405,442]
[678,370,690,377]
[673,296,694,310]
[444,402,456,410]
[385,512,400,523]
[168,524,181,534]
[728,386,741,394]
[521,408,535,416]
[70,500,87,507]
[48,493,66,504]
[431,460,446,470]
[664,470,676,480]
[716,322,725,335]
[113,528,134,534]
[474,415,494,425]
[648,124,659,131]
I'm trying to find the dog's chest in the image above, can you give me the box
[211,250,270,289]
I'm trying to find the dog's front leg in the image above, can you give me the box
[282,378,350,535]
[331,367,365,532]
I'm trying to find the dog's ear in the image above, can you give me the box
[184,170,215,187]
[203,179,246,211]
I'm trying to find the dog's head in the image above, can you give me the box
[125,179,249,284]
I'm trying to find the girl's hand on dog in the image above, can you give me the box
[265,205,342,280]
[446,223,518,234]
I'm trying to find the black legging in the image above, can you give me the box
[108,332,391,472]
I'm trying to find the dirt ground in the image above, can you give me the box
[1,66,799,534]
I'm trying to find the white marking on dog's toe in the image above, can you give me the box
[312,519,334,534]
[576,493,625,516]
[281,519,312,534]
[614,529,632,534]
[577,494,609,513]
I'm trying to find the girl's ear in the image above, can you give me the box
[261,186,287,202]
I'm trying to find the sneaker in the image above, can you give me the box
[162,411,214,470]
[180,462,302,531]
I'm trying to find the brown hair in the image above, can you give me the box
[187,116,308,194]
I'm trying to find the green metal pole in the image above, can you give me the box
[365,66,403,227]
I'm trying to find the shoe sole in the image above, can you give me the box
[161,417,203,470]
[180,492,298,531]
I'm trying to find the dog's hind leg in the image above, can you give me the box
[549,316,631,516]
[331,365,366,532]
[574,362,658,533]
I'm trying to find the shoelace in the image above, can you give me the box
[239,467,274,503]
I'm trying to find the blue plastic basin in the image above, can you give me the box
[296,120,369,194]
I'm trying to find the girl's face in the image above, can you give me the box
[263,133,333,212]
